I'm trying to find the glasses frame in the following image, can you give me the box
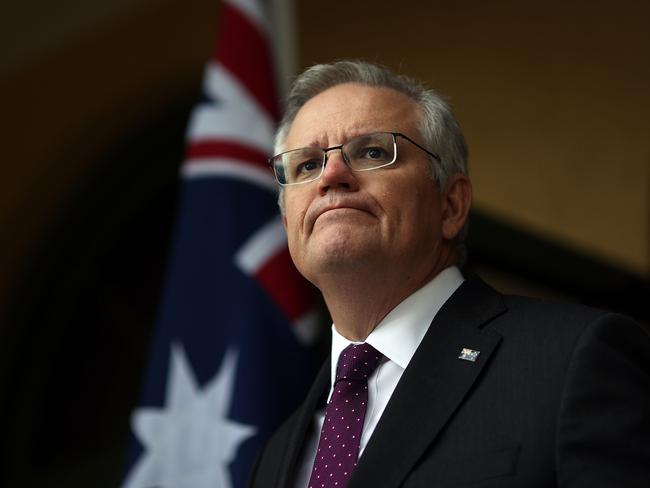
[268,131,441,186]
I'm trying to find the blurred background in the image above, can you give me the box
[1,0,648,486]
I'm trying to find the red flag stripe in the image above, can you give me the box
[185,141,270,171]
[254,247,315,322]
[215,3,279,122]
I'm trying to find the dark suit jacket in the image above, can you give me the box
[249,276,650,487]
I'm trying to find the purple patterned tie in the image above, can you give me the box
[308,343,383,488]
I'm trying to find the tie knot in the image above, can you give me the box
[336,343,383,382]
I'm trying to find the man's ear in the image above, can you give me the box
[441,173,472,240]
[279,190,288,229]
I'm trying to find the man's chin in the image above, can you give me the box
[313,207,373,225]
[313,223,373,250]
[306,244,378,278]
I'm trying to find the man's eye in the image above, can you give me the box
[298,161,319,172]
[361,147,389,160]
[294,160,321,177]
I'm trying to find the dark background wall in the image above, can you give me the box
[1,0,648,486]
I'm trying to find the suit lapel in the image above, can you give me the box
[350,276,506,487]
[275,357,330,487]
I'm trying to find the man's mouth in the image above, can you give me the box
[308,200,374,231]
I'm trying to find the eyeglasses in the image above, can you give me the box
[268,131,440,186]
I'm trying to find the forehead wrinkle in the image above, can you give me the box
[288,116,389,151]
[286,84,422,151]
[290,113,365,148]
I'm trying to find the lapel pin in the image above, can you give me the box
[458,348,480,362]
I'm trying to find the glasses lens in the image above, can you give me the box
[345,133,395,170]
[274,147,324,185]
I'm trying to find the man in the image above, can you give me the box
[248,61,650,487]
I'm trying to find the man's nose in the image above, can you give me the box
[317,150,359,194]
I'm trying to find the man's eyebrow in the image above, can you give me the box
[306,139,323,148]
[292,139,326,150]
[293,129,373,150]
[310,132,368,149]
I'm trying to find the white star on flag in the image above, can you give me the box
[123,344,256,488]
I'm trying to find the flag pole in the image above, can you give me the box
[270,0,297,98]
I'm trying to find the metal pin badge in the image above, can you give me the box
[458,348,480,362]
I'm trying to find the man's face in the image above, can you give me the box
[282,83,450,290]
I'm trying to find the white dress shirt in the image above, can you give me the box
[294,266,464,487]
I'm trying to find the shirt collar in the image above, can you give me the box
[330,265,464,384]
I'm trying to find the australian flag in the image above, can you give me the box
[122,1,320,486]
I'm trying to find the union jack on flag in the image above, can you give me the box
[122,1,320,486]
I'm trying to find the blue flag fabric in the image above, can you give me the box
[123,1,320,486]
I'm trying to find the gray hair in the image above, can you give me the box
[275,60,470,261]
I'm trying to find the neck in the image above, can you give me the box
[319,254,455,341]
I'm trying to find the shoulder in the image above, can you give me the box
[466,274,646,345]
[456,274,648,371]
[497,291,646,343]
[497,293,604,332]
